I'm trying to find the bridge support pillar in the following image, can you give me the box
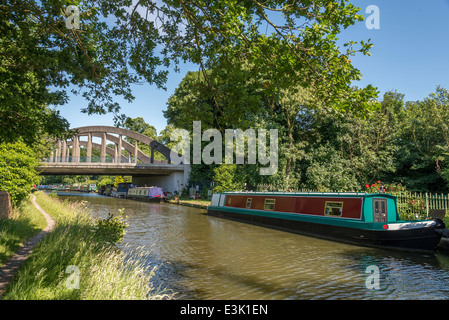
[55,140,61,162]
[100,132,106,163]
[86,133,92,163]
[61,140,67,162]
[134,141,138,163]
[117,134,122,163]
[73,135,80,163]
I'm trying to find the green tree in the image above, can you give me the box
[113,176,125,187]
[0,141,41,206]
[288,89,405,191]
[123,117,158,139]
[157,124,178,150]
[397,87,449,191]
[2,0,373,136]
[212,164,241,193]
[98,176,114,187]
[121,116,174,161]
[303,143,360,191]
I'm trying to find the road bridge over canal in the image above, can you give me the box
[37,125,190,193]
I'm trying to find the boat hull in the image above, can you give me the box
[207,207,445,253]
[126,196,162,203]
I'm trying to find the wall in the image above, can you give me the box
[132,166,190,195]
[0,191,12,219]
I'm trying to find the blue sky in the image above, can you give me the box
[57,0,449,134]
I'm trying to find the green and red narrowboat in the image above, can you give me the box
[207,192,447,253]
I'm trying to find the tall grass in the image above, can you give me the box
[2,191,174,300]
[0,195,47,267]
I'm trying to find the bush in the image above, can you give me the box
[0,141,40,206]
[212,164,241,193]
[95,209,128,245]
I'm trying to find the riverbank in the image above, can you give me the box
[166,197,211,210]
[0,191,174,300]
[0,195,55,295]
[0,195,47,267]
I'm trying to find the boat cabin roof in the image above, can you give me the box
[218,191,396,199]
[131,186,161,189]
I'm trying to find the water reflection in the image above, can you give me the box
[56,192,449,300]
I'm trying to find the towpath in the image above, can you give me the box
[0,194,55,296]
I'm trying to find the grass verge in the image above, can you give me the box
[0,195,47,267]
[1,191,174,300]
[171,196,211,207]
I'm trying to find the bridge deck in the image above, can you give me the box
[38,162,185,176]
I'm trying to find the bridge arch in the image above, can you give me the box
[47,125,181,165]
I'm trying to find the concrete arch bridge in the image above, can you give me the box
[38,125,190,193]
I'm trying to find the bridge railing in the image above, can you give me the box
[42,156,169,165]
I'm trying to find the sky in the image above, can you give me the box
[56,0,449,134]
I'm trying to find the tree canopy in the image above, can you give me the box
[166,67,449,192]
[5,1,448,193]
[1,0,375,146]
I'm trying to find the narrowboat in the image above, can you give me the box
[112,183,136,198]
[126,186,165,202]
[207,192,448,253]
[80,184,97,193]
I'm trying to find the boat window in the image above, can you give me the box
[218,195,225,207]
[324,202,343,216]
[246,198,252,209]
[373,198,387,222]
[264,199,276,210]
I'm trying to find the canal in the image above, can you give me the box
[56,192,449,300]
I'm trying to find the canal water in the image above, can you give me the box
[56,192,449,300]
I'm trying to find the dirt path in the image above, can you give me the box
[0,194,55,296]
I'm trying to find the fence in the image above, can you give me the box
[394,192,449,220]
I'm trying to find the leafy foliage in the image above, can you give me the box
[396,87,449,191]
[167,65,449,192]
[212,164,241,193]
[95,209,128,245]
[113,176,124,187]
[0,141,41,206]
[2,0,374,139]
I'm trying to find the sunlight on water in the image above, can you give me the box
[58,192,449,300]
